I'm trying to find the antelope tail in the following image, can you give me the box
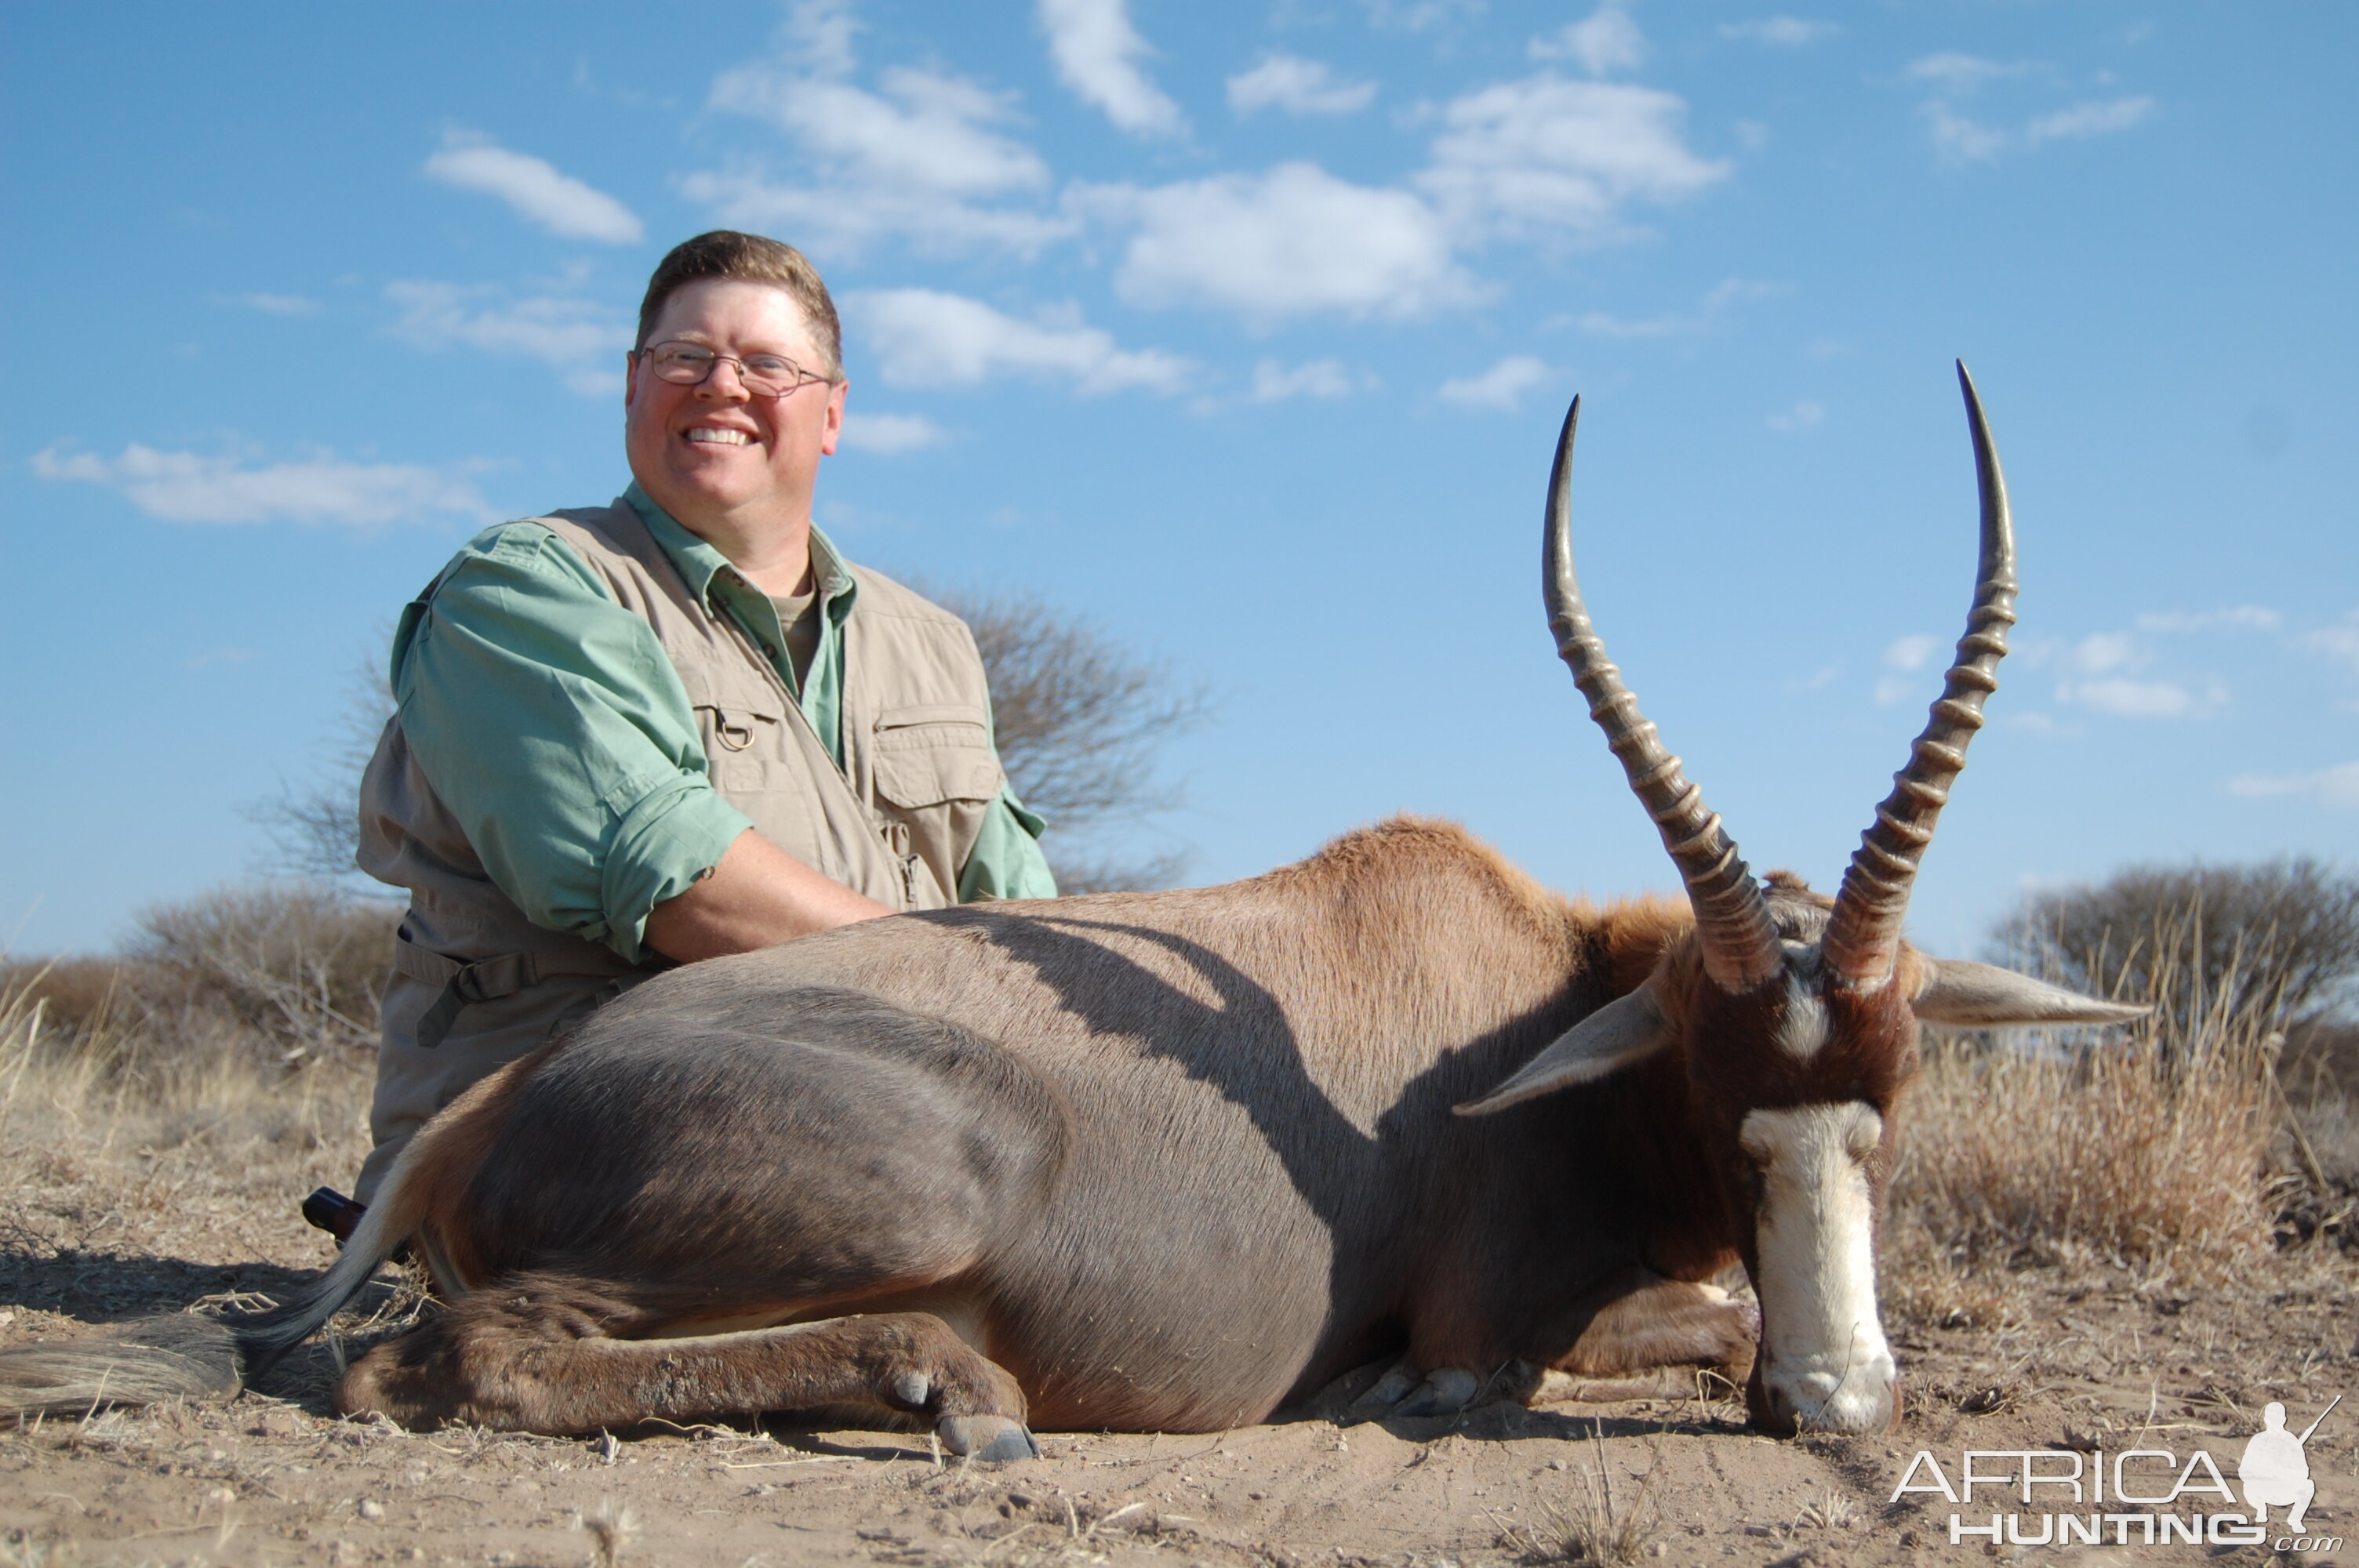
[0,1173,422,1419]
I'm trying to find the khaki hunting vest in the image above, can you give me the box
[354,499,1005,1180]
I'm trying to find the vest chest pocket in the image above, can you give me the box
[692,697,789,793]
[871,705,1003,807]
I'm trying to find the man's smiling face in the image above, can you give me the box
[623,278,847,543]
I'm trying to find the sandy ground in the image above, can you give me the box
[3,1070,2355,1567]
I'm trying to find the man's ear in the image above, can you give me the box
[819,379,848,456]
[1911,958,2150,1026]
[1455,979,1671,1116]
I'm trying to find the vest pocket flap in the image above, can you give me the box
[671,653,778,702]
[871,706,1001,806]
[874,703,984,731]
[680,670,789,717]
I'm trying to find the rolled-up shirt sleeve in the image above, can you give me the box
[958,786,1059,902]
[394,523,751,963]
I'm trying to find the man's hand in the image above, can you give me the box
[644,829,892,962]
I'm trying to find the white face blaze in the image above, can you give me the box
[1739,1101,1896,1432]
[1772,970,1830,1061]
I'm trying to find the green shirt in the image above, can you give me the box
[391,484,1055,964]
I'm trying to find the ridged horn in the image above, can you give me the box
[1544,397,1781,994]
[1821,361,2019,986]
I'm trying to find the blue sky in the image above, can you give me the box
[4,1,2353,960]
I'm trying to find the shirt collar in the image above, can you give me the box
[623,481,857,615]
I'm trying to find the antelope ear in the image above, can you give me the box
[1910,959,2150,1026]
[1456,980,1670,1116]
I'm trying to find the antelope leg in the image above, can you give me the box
[340,1282,1030,1455]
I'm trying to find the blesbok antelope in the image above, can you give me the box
[2,365,2140,1455]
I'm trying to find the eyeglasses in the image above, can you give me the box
[634,341,834,397]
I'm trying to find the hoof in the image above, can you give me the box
[938,1414,1039,1462]
[1343,1359,1419,1423]
[1393,1367,1479,1420]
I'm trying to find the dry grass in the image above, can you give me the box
[1503,1425,1660,1566]
[1890,1029,2275,1280]
[576,1498,640,1568]
[0,908,382,1349]
[1,885,395,1115]
[1884,912,2346,1329]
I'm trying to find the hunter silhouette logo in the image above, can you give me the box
[2240,1396,2336,1534]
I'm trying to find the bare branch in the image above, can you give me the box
[245,636,394,885]
[1990,857,2359,1036]
[907,585,1214,893]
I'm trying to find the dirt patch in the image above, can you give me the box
[4,1289,2354,1567]
[5,1210,2355,1563]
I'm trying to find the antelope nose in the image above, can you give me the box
[1765,1367,1895,1435]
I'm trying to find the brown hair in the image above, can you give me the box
[634,230,844,378]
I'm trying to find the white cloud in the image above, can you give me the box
[385,281,629,395]
[838,412,948,454]
[1904,53,2034,94]
[779,0,857,77]
[685,167,1077,260]
[2063,678,2219,717]
[1923,103,2008,164]
[1439,355,1549,412]
[2229,762,2359,811]
[1227,54,1377,117]
[1079,163,1480,324]
[1576,276,1783,339]
[1785,663,1840,693]
[1874,632,1939,703]
[1906,56,2153,164]
[2302,611,2359,676]
[1251,358,1362,401]
[1037,0,1185,137]
[844,289,1189,395]
[711,63,1047,198]
[1417,75,1729,244]
[1766,399,1824,433]
[696,32,1070,259]
[2048,633,2230,718]
[1885,633,1941,671]
[1359,0,1482,31]
[1529,2,1646,76]
[2134,605,2282,633]
[422,132,643,245]
[2025,96,2156,145]
[1719,17,1839,46]
[2057,631,2136,677]
[1576,310,1687,341]
[34,445,493,529]
[238,292,322,317]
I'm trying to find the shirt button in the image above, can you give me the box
[762,642,779,657]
